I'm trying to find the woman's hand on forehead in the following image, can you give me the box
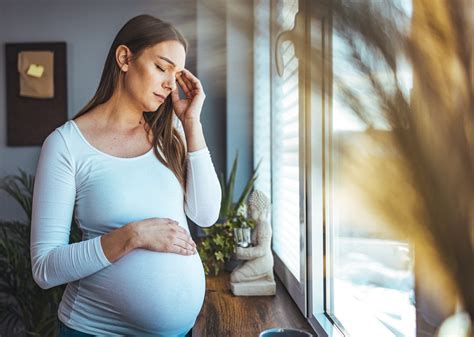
[171,68,205,123]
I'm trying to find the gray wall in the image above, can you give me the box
[0,0,241,222]
[196,0,227,190]
[197,0,254,200]
[226,0,254,201]
[197,0,254,204]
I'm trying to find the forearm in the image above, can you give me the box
[184,150,222,227]
[183,120,207,152]
[31,236,110,289]
[100,222,140,263]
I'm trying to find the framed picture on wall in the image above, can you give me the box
[5,42,67,146]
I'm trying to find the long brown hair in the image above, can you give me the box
[72,14,189,190]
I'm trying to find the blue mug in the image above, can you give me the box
[259,328,313,337]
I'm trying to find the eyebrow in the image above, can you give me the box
[156,55,176,67]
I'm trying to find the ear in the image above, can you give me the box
[116,44,132,72]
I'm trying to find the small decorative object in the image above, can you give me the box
[230,190,276,296]
[232,207,256,248]
[234,226,251,248]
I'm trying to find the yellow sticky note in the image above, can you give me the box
[26,64,45,78]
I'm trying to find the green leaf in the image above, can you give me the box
[214,251,224,262]
[220,151,239,220]
[213,234,225,247]
[218,171,227,220]
[235,158,262,211]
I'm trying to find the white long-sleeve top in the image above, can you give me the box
[30,120,221,336]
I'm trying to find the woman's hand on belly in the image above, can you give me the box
[130,218,197,256]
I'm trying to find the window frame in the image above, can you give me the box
[269,0,308,317]
[305,1,344,336]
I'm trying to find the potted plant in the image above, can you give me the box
[197,152,261,276]
[0,169,81,337]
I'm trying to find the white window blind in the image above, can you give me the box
[271,0,301,281]
[254,0,272,204]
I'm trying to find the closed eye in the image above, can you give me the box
[155,64,165,72]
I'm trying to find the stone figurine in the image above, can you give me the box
[230,190,276,296]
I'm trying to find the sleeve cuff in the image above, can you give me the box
[187,147,210,159]
[94,235,112,267]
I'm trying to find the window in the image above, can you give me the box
[253,1,417,336]
[327,22,415,337]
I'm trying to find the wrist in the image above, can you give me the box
[126,221,142,250]
[183,119,202,131]
[100,221,141,263]
[182,120,206,152]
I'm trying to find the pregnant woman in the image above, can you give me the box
[30,14,221,336]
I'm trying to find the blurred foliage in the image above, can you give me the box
[330,0,473,329]
[0,169,81,337]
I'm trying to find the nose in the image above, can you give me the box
[163,76,177,92]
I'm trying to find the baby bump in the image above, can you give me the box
[90,249,205,332]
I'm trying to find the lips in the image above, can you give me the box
[154,93,166,101]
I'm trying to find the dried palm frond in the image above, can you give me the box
[330,0,473,326]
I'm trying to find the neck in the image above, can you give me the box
[97,86,144,132]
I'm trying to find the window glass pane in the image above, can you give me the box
[271,0,301,281]
[327,2,416,336]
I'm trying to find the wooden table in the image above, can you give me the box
[192,271,315,337]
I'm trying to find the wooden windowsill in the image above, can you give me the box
[192,271,315,337]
